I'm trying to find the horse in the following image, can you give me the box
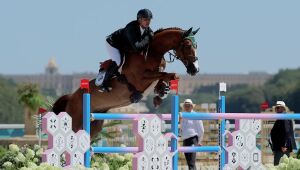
[52,27,200,138]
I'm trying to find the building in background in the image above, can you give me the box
[4,58,95,96]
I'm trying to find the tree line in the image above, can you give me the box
[1,68,300,123]
[146,68,300,113]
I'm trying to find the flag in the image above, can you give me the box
[170,79,179,94]
[80,79,90,93]
[38,107,47,114]
[260,101,269,111]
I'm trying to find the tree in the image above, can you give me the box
[0,76,23,123]
[226,87,265,113]
[17,84,44,136]
[286,82,300,113]
[263,68,300,111]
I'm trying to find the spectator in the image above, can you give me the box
[180,99,204,170]
[270,101,297,165]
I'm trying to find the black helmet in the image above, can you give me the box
[137,9,153,20]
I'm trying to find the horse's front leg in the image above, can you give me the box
[143,71,179,107]
[143,71,179,81]
[143,71,179,97]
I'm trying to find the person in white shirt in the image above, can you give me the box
[180,99,204,170]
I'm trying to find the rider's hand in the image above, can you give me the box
[145,28,154,41]
[148,30,154,41]
[144,35,150,42]
[197,143,202,146]
[281,147,288,152]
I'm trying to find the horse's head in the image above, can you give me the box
[174,27,200,76]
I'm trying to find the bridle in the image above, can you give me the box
[165,37,198,66]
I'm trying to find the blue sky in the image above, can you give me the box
[0,0,299,75]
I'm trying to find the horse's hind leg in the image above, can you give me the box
[90,120,104,139]
[52,94,70,114]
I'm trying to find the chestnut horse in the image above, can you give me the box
[52,27,200,138]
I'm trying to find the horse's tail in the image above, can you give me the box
[52,94,70,114]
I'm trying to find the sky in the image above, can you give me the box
[0,0,299,75]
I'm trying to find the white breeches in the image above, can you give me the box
[105,41,121,66]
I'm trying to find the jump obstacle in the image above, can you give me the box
[80,81,300,170]
[42,80,300,170]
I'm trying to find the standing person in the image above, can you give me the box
[180,99,204,170]
[95,8,154,92]
[270,101,297,166]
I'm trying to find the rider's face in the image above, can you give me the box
[139,18,151,29]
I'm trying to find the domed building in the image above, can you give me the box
[45,58,59,75]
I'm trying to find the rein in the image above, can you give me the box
[165,51,178,63]
[164,38,184,63]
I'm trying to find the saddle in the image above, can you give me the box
[96,59,143,103]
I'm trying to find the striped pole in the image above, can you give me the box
[171,95,179,170]
[220,96,226,170]
[83,93,91,167]
[181,112,300,120]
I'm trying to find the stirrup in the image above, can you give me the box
[95,71,106,86]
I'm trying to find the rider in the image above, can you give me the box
[95,8,154,92]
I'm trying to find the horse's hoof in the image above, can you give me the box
[159,92,169,99]
[155,81,170,99]
[130,91,143,103]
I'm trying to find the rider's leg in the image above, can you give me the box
[102,60,118,84]
[105,41,121,66]
[95,41,121,90]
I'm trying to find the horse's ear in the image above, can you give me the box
[183,27,193,37]
[192,28,200,35]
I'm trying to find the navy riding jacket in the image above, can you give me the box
[106,20,153,53]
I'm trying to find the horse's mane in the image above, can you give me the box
[154,27,183,35]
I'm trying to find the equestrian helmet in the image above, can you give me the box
[137,9,153,19]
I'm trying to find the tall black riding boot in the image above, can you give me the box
[99,61,118,92]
